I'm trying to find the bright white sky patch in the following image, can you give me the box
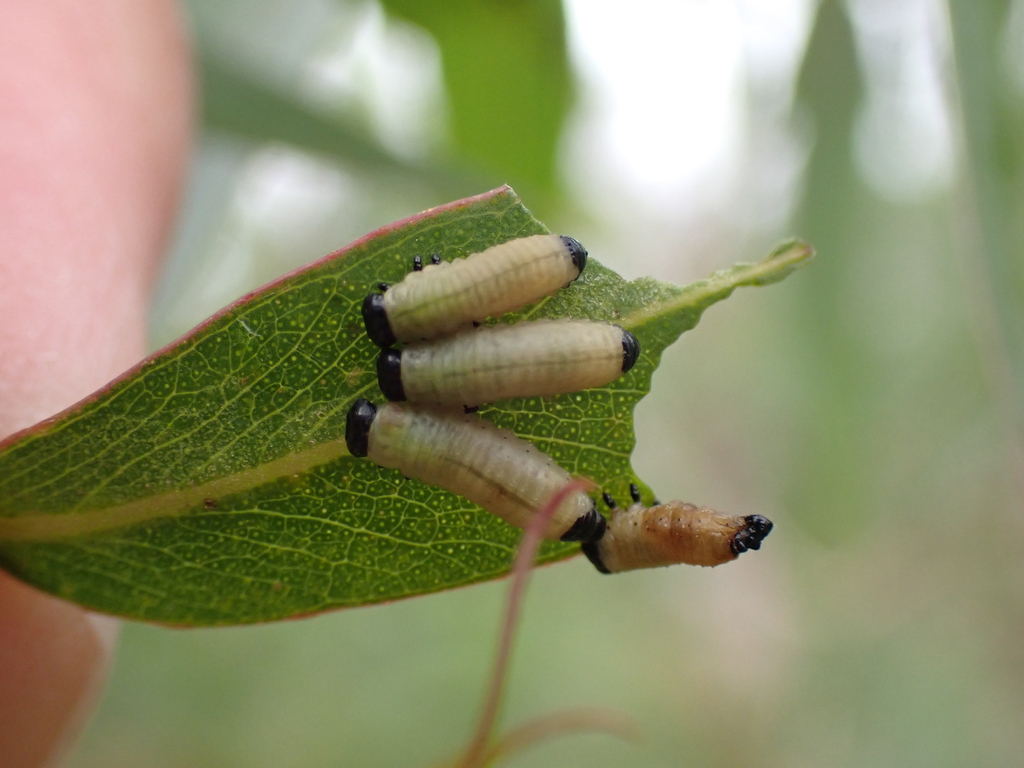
[564,0,746,211]
[305,2,447,162]
[735,0,815,88]
[848,0,955,203]
[562,0,953,215]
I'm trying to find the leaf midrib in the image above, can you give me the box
[0,437,350,541]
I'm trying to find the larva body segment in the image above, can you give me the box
[345,400,605,542]
[377,320,640,406]
[361,234,587,347]
[582,490,772,573]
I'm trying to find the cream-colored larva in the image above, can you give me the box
[345,399,605,542]
[361,234,587,347]
[376,320,640,407]
[582,485,773,573]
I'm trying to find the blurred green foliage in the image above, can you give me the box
[200,52,433,180]
[379,0,573,201]
[193,0,572,210]
[789,0,874,543]
[949,0,1024,426]
[66,0,1024,766]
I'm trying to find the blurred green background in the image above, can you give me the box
[67,0,1024,766]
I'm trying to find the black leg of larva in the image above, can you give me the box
[629,483,641,504]
[652,499,661,506]
[602,492,618,510]
[430,253,441,265]
[377,282,390,292]
[412,255,423,271]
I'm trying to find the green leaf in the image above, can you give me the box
[0,187,812,626]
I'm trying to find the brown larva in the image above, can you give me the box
[376,319,640,407]
[582,484,773,573]
[345,399,605,542]
[361,234,587,347]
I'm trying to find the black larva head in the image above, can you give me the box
[581,540,611,574]
[376,349,406,402]
[345,398,378,458]
[730,514,774,556]
[560,235,588,276]
[361,293,396,347]
[619,328,640,373]
[559,502,606,543]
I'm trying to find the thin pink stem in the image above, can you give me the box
[456,479,591,768]
[480,708,641,766]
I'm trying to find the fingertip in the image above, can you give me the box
[0,570,118,768]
